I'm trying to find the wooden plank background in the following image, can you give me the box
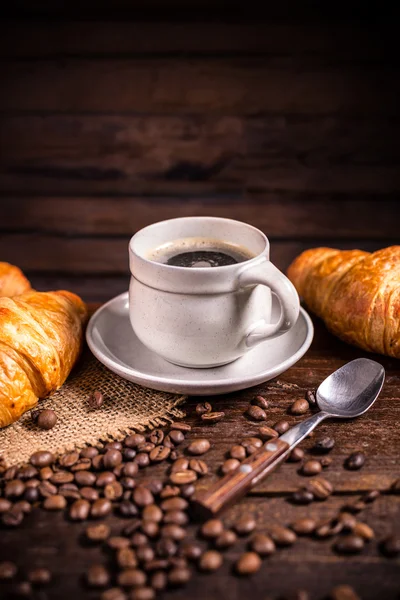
[0,16,399,301]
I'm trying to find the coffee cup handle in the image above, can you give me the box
[238,259,300,348]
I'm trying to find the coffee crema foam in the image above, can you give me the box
[147,237,255,268]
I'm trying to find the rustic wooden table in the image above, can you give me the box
[1,312,399,600]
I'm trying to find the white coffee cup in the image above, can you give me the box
[129,217,299,368]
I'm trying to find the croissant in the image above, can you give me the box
[287,246,400,359]
[0,262,31,297]
[0,290,87,427]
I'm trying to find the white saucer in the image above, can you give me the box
[86,292,314,396]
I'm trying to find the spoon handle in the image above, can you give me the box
[191,412,328,519]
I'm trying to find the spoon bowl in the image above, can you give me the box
[317,358,385,418]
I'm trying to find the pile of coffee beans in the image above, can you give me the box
[0,390,398,600]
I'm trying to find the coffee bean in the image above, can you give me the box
[0,498,12,513]
[171,458,189,472]
[170,422,191,432]
[38,466,54,480]
[137,546,155,563]
[4,466,18,480]
[201,411,225,424]
[290,399,309,415]
[282,591,309,600]
[5,479,25,498]
[234,515,256,536]
[221,458,240,474]
[118,568,146,588]
[38,481,57,498]
[43,495,67,510]
[91,499,112,519]
[135,453,150,468]
[338,512,357,531]
[334,534,365,554]
[72,458,93,472]
[156,538,177,558]
[242,437,263,451]
[80,447,99,459]
[87,390,104,410]
[229,445,246,460]
[160,524,186,541]
[86,523,111,542]
[150,571,167,591]
[133,486,154,507]
[75,470,96,486]
[362,489,380,503]
[149,446,170,463]
[270,525,297,546]
[137,442,155,454]
[180,483,196,498]
[140,505,162,523]
[108,536,131,550]
[160,485,180,499]
[305,389,317,404]
[2,509,24,527]
[288,447,305,462]
[85,564,109,588]
[169,470,197,485]
[306,477,333,500]
[58,452,78,469]
[201,519,224,539]
[27,567,51,586]
[163,510,188,526]
[320,457,332,468]
[119,501,139,518]
[12,581,32,597]
[103,449,123,469]
[117,548,138,569]
[13,501,31,514]
[125,434,146,448]
[141,520,159,538]
[301,460,322,476]
[131,533,149,548]
[329,584,361,600]
[187,439,210,455]
[81,487,99,502]
[345,452,365,470]
[250,533,275,555]
[313,436,335,452]
[258,426,279,440]
[353,522,374,541]
[315,519,343,538]
[214,529,237,549]
[148,429,164,445]
[196,402,212,415]
[291,488,314,505]
[235,552,261,575]
[180,542,202,561]
[252,395,269,410]
[381,535,400,557]
[50,470,74,485]
[199,550,223,572]
[120,477,136,491]
[341,500,367,514]
[24,487,39,503]
[69,499,90,521]
[168,567,191,586]
[168,430,185,445]
[290,518,316,535]
[130,588,155,600]
[101,588,126,600]
[18,465,38,480]
[30,451,55,468]
[36,409,57,430]
[96,472,116,487]
[273,420,290,434]
[246,405,267,421]
[0,561,17,580]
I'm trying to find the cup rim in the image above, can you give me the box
[129,216,269,272]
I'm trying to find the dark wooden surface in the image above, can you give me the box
[0,18,399,302]
[0,310,399,600]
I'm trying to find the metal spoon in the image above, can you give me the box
[192,358,385,519]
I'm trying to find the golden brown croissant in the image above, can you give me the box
[0,262,31,297]
[287,246,400,359]
[0,290,87,427]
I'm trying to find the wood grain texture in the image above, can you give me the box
[2,59,400,116]
[1,195,399,239]
[1,115,400,194]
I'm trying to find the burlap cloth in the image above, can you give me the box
[0,349,186,466]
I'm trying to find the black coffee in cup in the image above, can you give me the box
[148,237,255,268]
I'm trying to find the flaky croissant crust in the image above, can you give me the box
[0,262,31,297]
[0,290,87,428]
[287,246,400,359]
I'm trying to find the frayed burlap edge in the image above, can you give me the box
[0,349,186,466]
